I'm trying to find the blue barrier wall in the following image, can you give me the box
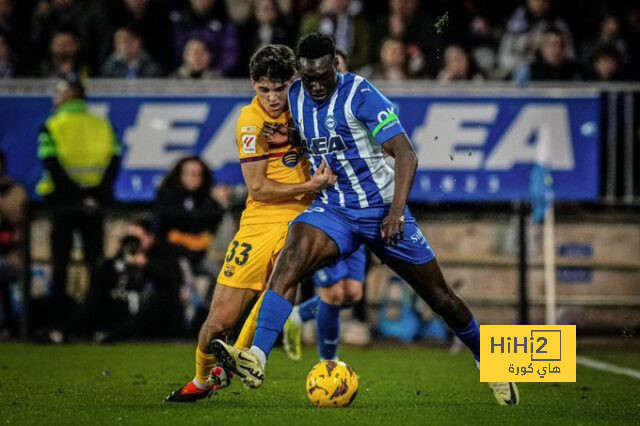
[0,93,599,202]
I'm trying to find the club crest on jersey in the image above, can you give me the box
[282,150,300,168]
[242,134,256,154]
[224,264,236,277]
[325,115,336,130]
[304,135,347,155]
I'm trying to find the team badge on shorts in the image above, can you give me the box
[282,150,300,168]
[224,264,236,277]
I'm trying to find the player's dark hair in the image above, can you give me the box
[249,44,296,82]
[297,33,336,60]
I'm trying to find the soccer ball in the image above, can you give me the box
[306,360,359,407]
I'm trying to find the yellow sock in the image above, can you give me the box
[195,347,216,385]
[235,292,265,349]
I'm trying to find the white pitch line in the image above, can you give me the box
[576,356,640,380]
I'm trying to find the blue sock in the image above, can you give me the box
[316,300,341,360]
[253,290,292,357]
[298,296,320,322]
[453,317,481,361]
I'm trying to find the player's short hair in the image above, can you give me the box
[249,44,296,82]
[297,33,335,60]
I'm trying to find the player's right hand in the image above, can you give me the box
[310,160,337,191]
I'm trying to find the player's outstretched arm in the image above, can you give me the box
[379,134,418,244]
[241,159,336,202]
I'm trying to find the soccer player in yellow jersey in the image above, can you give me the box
[166,44,336,402]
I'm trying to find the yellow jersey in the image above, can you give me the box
[236,96,311,225]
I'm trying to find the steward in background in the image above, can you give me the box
[35,78,120,340]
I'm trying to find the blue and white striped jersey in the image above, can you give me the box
[288,73,406,209]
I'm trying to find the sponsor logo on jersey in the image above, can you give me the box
[303,135,347,155]
[282,150,300,168]
[242,134,256,154]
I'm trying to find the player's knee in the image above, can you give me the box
[428,288,459,317]
[320,284,345,305]
[342,280,363,305]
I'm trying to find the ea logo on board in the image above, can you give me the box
[282,151,300,168]
[325,115,336,130]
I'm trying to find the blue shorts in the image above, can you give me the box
[292,201,435,265]
[313,245,366,287]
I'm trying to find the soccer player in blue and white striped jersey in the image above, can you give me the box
[212,34,520,406]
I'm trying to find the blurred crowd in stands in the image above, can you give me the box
[0,0,638,83]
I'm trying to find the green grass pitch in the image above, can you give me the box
[1,343,639,425]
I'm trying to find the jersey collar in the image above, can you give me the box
[56,99,87,114]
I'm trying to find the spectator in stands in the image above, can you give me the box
[497,0,575,79]
[104,0,174,72]
[101,26,163,78]
[39,29,88,79]
[0,32,14,78]
[513,28,580,84]
[437,45,484,82]
[171,0,240,76]
[238,0,293,74]
[622,2,640,79]
[30,0,89,63]
[0,0,29,73]
[171,37,219,79]
[372,0,436,77]
[584,44,626,81]
[466,15,499,79]
[300,0,372,71]
[36,79,120,339]
[0,152,27,340]
[0,0,15,39]
[369,37,409,81]
[580,14,629,69]
[155,156,223,270]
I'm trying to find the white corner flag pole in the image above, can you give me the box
[543,202,556,325]
[539,125,557,325]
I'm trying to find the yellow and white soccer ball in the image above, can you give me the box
[306,360,359,407]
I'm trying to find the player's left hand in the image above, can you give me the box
[381,210,405,245]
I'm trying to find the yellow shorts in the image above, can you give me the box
[216,222,289,292]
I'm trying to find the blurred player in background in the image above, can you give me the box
[283,245,366,361]
[212,33,520,407]
[166,44,336,402]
